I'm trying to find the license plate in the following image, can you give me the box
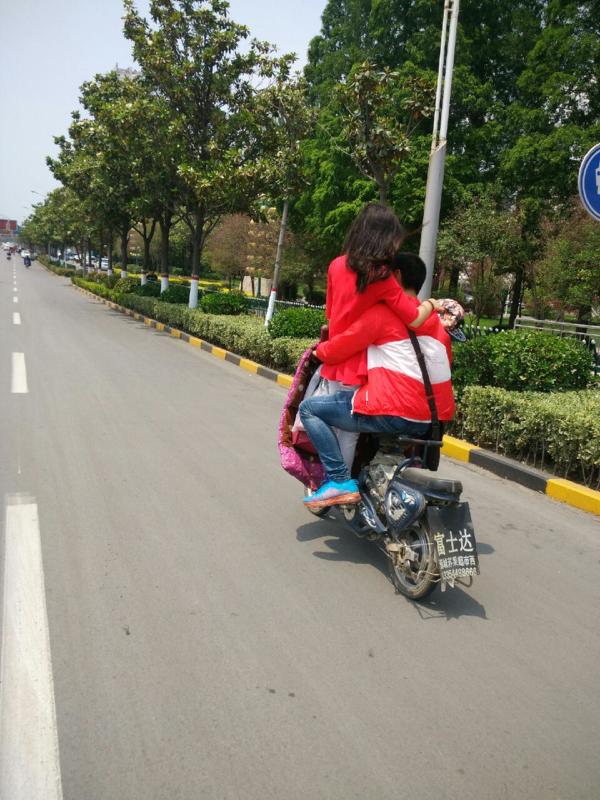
[427,503,480,581]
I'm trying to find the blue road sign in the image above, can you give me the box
[578,143,600,221]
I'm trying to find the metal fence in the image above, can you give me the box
[462,322,506,340]
[515,317,600,375]
[247,296,326,319]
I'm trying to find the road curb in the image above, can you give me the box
[73,284,599,517]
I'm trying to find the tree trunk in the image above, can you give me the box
[159,214,172,293]
[107,230,114,276]
[99,230,104,273]
[448,265,460,294]
[264,198,290,326]
[187,207,206,308]
[86,237,92,274]
[374,168,388,204]
[143,236,152,271]
[120,224,130,278]
[508,267,524,329]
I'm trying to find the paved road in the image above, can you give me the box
[1,252,599,800]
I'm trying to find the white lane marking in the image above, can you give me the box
[13,287,17,293]
[11,353,28,394]
[13,312,21,325]
[0,498,64,800]
[13,296,18,304]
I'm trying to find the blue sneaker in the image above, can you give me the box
[303,480,360,508]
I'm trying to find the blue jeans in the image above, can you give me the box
[299,391,430,483]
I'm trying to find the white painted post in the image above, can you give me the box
[160,275,169,293]
[189,278,199,308]
[140,273,147,286]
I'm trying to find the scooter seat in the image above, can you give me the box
[401,468,463,497]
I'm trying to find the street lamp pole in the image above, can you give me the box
[418,0,460,300]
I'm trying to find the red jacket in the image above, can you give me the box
[321,255,420,385]
[317,303,455,422]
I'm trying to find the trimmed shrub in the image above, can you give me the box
[452,337,495,392]
[72,277,114,300]
[135,282,162,297]
[200,291,248,315]
[269,336,315,372]
[452,330,592,393]
[159,284,194,304]
[112,276,142,294]
[457,386,600,488]
[92,272,120,289]
[486,330,592,392]
[117,293,156,316]
[268,307,327,339]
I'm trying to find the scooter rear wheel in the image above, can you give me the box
[388,520,437,600]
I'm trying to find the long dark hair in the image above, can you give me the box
[343,203,406,292]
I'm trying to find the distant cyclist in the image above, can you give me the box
[24,255,31,267]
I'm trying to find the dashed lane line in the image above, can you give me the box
[11,353,28,394]
[13,312,21,325]
[0,497,64,800]
[13,297,18,304]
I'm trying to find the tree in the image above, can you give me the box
[532,203,600,323]
[334,61,435,203]
[48,72,143,276]
[298,0,546,266]
[500,1,600,208]
[438,194,521,324]
[123,0,294,306]
[204,214,250,288]
[254,75,316,318]
[21,189,89,265]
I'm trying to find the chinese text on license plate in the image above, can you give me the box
[428,504,480,582]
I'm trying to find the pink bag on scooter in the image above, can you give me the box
[278,346,325,490]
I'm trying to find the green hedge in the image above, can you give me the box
[457,386,600,488]
[452,330,593,393]
[200,291,248,315]
[135,282,162,297]
[111,276,141,294]
[159,284,193,304]
[72,278,313,373]
[268,307,327,339]
[49,265,76,277]
[73,277,116,300]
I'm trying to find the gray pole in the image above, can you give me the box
[418,0,460,300]
[264,198,289,327]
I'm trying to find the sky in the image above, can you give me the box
[0,0,326,223]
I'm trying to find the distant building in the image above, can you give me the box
[0,218,18,240]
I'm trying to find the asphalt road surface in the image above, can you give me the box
[1,252,599,800]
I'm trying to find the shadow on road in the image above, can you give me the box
[296,519,389,580]
[297,518,489,621]
[411,586,488,622]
